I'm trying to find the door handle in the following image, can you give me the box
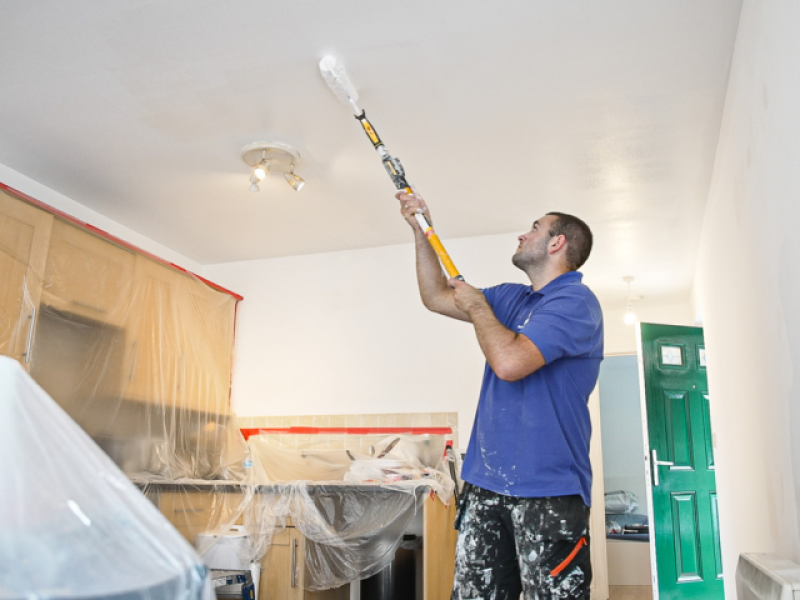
[22,308,36,364]
[291,537,297,587]
[129,341,138,381]
[651,449,674,486]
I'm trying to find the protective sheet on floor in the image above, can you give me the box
[0,356,212,599]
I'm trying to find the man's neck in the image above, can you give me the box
[528,264,571,292]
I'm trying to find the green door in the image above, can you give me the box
[638,323,723,599]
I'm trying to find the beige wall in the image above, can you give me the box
[695,0,800,595]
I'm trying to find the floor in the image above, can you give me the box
[608,585,653,600]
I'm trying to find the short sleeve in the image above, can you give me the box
[520,290,602,363]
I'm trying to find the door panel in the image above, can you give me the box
[671,492,701,582]
[0,190,53,368]
[638,323,724,600]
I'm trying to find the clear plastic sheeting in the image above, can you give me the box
[293,485,425,591]
[1,192,457,593]
[0,356,212,600]
[140,432,456,591]
[0,199,246,481]
[247,432,456,493]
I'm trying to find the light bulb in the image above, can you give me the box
[623,304,636,325]
[249,182,260,193]
[253,161,269,181]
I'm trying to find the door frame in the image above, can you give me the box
[634,326,661,596]
[588,385,609,600]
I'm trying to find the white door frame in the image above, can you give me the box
[589,385,610,600]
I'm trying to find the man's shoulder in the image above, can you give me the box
[545,273,599,302]
[482,282,530,304]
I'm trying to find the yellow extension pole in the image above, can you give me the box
[414,212,463,280]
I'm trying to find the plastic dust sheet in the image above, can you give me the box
[0,356,212,600]
[1,193,457,593]
[139,432,457,591]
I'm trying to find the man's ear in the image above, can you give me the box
[549,234,567,254]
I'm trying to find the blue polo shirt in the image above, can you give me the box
[460,271,604,506]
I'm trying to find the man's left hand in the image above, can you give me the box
[449,278,487,316]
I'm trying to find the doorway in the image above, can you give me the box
[599,355,652,600]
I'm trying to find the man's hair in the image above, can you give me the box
[546,212,593,270]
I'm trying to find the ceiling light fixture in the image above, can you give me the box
[241,142,304,194]
[622,276,642,325]
[284,164,305,192]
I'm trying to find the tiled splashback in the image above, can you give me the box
[237,412,459,450]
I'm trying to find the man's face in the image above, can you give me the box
[512,215,557,271]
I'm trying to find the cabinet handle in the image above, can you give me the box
[22,308,36,364]
[129,341,138,381]
[291,538,297,588]
[651,449,675,486]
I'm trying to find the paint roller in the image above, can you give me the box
[318,56,464,281]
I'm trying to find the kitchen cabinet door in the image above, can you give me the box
[41,219,135,327]
[0,190,52,369]
[123,256,236,413]
[260,527,305,600]
[122,256,183,405]
[156,489,245,545]
[177,276,235,415]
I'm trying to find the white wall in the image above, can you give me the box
[695,0,800,594]
[203,234,523,451]
[0,163,201,273]
[604,303,695,355]
[204,231,693,454]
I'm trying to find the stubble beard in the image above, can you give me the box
[512,238,548,273]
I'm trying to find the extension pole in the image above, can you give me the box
[353,111,464,281]
[319,56,464,281]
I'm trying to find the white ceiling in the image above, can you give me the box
[0,1,742,309]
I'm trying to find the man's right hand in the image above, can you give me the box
[395,189,430,230]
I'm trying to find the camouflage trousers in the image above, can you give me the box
[451,485,591,600]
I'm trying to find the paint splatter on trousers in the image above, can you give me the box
[451,485,591,600]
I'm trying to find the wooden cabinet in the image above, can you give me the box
[40,218,135,327]
[260,526,306,600]
[0,190,53,369]
[259,526,350,600]
[155,488,245,544]
[0,188,237,415]
[122,256,234,413]
[121,256,183,406]
[177,272,235,415]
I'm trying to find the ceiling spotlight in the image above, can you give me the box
[241,141,304,194]
[622,276,641,326]
[249,173,260,193]
[284,165,305,192]
[253,160,269,181]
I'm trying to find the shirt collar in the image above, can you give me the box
[529,270,583,296]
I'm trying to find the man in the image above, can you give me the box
[396,190,604,600]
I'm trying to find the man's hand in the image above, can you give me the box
[449,278,488,316]
[396,189,430,230]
